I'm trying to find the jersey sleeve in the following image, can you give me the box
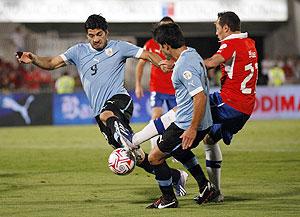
[118,41,143,59]
[179,66,204,97]
[59,44,80,65]
[216,41,235,61]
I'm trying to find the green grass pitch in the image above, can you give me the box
[0,120,300,217]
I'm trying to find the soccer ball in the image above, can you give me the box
[108,148,136,175]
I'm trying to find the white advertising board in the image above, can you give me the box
[252,85,300,120]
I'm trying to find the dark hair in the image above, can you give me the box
[152,16,175,33]
[217,11,241,31]
[159,16,174,23]
[153,23,185,49]
[84,14,108,32]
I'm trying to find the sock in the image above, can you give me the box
[153,161,175,199]
[137,153,181,185]
[132,120,158,146]
[170,168,180,185]
[184,157,208,188]
[132,109,175,146]
[160,109,176,128]
[173,148,208,189]
[136,153,155,174]
[204,143,222,191]
[150,135,160,149]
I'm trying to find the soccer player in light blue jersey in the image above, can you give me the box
[135,16,177,150]
[15,14,187,197]
[141,23,216,209]
[133,12,258,204]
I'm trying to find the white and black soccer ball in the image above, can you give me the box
[108,148,136,175]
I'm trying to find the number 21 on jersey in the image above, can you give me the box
[241,62,258,94]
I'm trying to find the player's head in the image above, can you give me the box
[152,16,175,35]
[153,23,185,59]
[215,11,241,41]
[159,16,175,25]
[85,14,109,51]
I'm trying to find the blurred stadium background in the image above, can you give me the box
[0,0,300,125]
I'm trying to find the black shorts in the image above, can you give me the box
[95,94,134,146]
[158,123,210,154]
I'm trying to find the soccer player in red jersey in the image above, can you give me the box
[200,11,259,202]
[205,12,258,116]
[135,17,177,149]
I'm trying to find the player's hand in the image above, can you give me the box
[15,51,34,64]
[158,60,174,73]
[180,127,197,150]
[135,85,144,99]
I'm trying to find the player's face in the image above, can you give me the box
[160,44,172,60]
[215,19,226,41]
[87,28,108,50]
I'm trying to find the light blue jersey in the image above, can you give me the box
[60,40,143,116]
[172,47,212,130]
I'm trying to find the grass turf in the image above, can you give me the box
[0,120,299,217]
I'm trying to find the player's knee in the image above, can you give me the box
[148,152,163,165]
[148,153,158,165]
[99,111,115,122]
[203,134,215,145]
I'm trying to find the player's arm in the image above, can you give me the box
[16,52,66,70]
[135,59,147,99]
[204,54,225,70]
[181,91,207,149]
[138,50,173,72]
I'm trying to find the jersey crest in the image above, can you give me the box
[105,48,113,56]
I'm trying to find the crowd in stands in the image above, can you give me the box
[1,55,300,93]
[1,25,300,93]
[262,55,300,86]
[0,57,53,93]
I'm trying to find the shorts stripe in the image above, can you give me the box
[170,143,182,153]
[120,98,132,113]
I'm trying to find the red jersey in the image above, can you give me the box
[144,39,175,95]
[216,33,258,115]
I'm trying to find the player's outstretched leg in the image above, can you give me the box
[132,109,175,146]
[97,115,187,196]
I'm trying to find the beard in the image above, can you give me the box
[91,40,108,51]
